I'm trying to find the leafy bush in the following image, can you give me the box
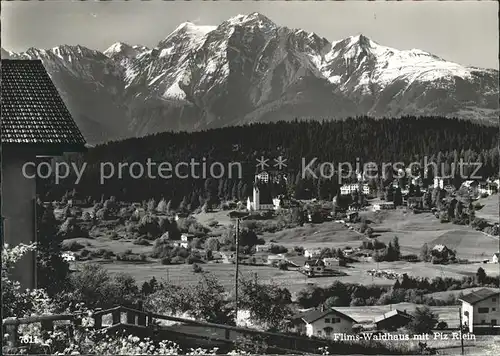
[278,260,288,270]
[407,306,438,334]
[67,264,139,309]
[436,321,448,330]
[170,256,185,264]
[192,263,203,273]
[2,243,58,318]
[269,244,288,254]
[116,253,146,262]
[137,214,161,239]
[161,257,171,265]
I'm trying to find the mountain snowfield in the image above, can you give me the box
[2,13,498,143]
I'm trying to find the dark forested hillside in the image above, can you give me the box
[41,116,499,206]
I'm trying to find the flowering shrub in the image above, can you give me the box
[2,244,253,355]
[49,331,183,355]
[2,243,57,318]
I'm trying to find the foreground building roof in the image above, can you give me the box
[1,59,86,149]
[459,288,500,305]
[374,309,414,324]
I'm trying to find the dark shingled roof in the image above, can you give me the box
[374,309,414,324]
[459,288,499,305]
[1,60,86,147]
[300,308,357,324]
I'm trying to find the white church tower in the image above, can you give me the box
[252,183,260,211]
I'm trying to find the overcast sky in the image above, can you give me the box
[1,0,498,69]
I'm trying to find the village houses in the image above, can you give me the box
[322,257,346,268]
[304,248,322,258]
[303,259,325,275]
[340,183,371,196]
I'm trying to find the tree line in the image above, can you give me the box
[38,116,498,206]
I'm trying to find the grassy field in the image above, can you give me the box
[78,257,498,301]
[475,194,499,224]
[83,260,396,297]
[260,221,365,249]
[255,208,497,261]
[70,206,498,301]
[64,236,152,255]
[426,287,499,301]
[194,210,235,227]
[356,208,498,260]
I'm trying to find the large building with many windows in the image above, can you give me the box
[459,288,500,333]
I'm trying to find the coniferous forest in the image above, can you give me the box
[40,116,499,207]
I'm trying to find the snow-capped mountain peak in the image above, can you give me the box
[157,22,216,53]
[104,42,132,56]
[3,13,497,144]
[172,22,216,37]
[104,42,148,61]
[224,12,277,32]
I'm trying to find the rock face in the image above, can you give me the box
[3,12,498,143]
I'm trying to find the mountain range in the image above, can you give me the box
[2,12,498,144]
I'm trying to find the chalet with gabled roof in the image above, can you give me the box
[292,307,357,337]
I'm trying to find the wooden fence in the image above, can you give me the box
[3,305,328,354]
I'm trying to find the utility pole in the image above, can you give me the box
[459,307,465,355]
[234,218,240,325]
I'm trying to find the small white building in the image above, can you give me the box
[459,288,500,333]
[478,182,497,196]
[372,202,395,211]
[62,252,76,262]
[304,248,322,258]
[434,177,445,189]
[179,233,194,249]
[342,247,354,256]
[297,308,357,337]
[255,244,272,252]
[492,253,499,264]
[411,176,423,186]
[67,198,86,207]
[461,180,475,189]
[267,253,286,265]
[219,251,235,263]
[340,183,370,196]
[340,184,358,195]
[322,257,344,267]
[303,259,325,274]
